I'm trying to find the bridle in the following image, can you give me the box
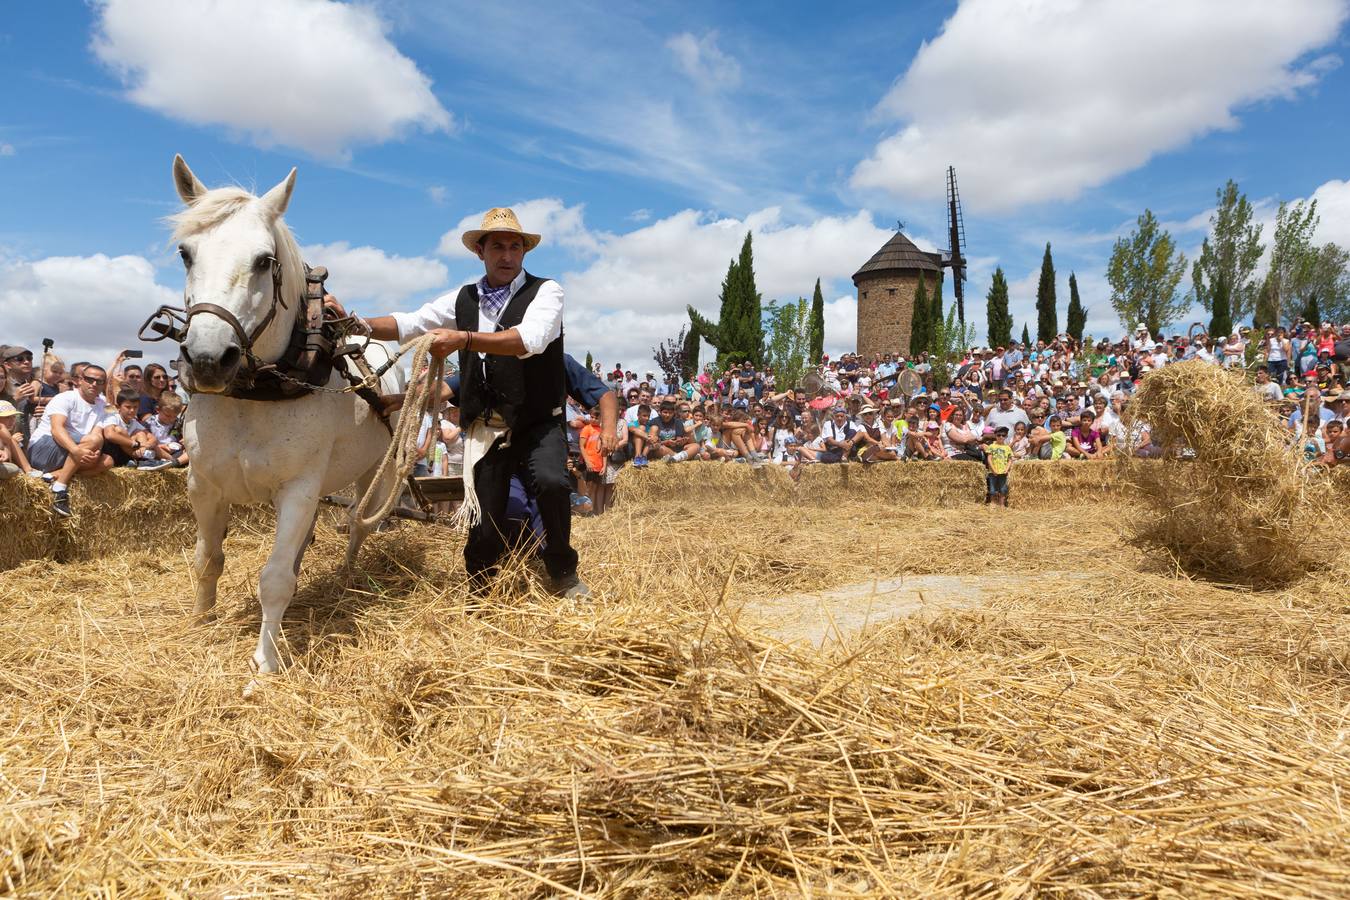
[184,255,288,371]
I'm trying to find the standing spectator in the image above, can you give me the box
[1,345,49,445]
[138,363,171,421]
[28,363,115,516]
[985,426,1013,506]
[1263,327,1292,384]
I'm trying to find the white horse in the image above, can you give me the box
[169,155,401,684]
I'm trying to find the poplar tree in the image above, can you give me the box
[808,278,825,364]
[1066,271,1086,344]
[1036,242,1058,342]
[1106,210,1188,335]
[1191,180,1264,322]
[909,272,930,357]
[985,267,1012,348]
[1208,271,1233,339]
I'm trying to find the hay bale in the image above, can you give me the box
[0,469,272,571]
[614,460,796,508]
[1012,458,1131,506]
[795,460,985,506]
[1124,361,1338,586]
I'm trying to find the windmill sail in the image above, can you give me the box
[944,166,968,327]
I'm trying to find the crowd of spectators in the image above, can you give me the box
[1,346,189,516]
[5,319,1348,518]
[564,319,1350,511]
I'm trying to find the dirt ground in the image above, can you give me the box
[2,499,1347,896]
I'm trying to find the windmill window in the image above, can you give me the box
[887,288,896,296]
[862,290,868,300]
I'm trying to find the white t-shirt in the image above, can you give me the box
[146,416,174,443]
[99,411,146,435]
[33,391,107,444]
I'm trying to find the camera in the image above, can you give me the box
[41,338,54,350]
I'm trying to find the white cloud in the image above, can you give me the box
[628,208,652,223]
[554,206,908,366]
[0,143,14,157]
[426,185,447,205]
[666,31,742,91]
[437,198,598,258]
[1305,178,1350,249]
[1,253,180,370]
[852,0,1348,212]
[91,0,452,157]
[300,242,448,307]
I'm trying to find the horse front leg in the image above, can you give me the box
[189,482,229,621]
[250,477,322,687]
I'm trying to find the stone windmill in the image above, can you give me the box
[852,166,969,356]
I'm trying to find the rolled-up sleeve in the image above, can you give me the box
[515,279,564,358]
[390,292,459,343]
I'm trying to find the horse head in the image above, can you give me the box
[170,155,302,393]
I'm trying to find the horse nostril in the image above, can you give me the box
[219,345,242,373]
[181,346,194,367]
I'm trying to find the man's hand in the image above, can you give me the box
[600,425,620,456]
[15,381,39,403]
[79,447,101,465]
[323,293,349,318]
[427,328,468,360]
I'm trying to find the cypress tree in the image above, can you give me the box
[1252,275,1278,329]
[584,351,593,372]
[1208,271,1233,339]
[681,323,700,379]
[1021,322,1031,348]
[928,275,946,359]
[1036,242,1058,342]
[1299,294,1320,326]
[687,231,765,366]
[1066,271,1086,344]
[909,272,930,357]
[808,278,825,364]
[985,267,1012,348]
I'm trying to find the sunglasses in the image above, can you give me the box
[9,354,33,363]
[82,375,107,385]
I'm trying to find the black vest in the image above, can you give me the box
[456,272,566,430]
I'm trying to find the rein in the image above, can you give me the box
[184,255,287,369]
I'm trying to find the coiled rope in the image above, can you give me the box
[347,333,444,532]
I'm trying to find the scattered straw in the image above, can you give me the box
[1,496,1346,895]
[1124,361,1339,586]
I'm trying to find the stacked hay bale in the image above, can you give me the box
[1124,361,1339,586]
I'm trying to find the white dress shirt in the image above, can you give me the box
[390,270,564,358]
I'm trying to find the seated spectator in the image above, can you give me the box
[818,407,861,464]
[1069,409,1107,459]
[627,403,653,467]
[0,400,42,480]
[855,406,898,463]
[100,387,175,470]
[145,392,188,466]
[649,401,698,463]
[940,406,983,462]
[28,363,115,517]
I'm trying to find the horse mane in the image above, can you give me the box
[168,186,305,308]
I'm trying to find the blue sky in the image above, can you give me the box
[3,0,1349,371]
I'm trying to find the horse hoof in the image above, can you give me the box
[193,609,217,625]
[242,675,270,699]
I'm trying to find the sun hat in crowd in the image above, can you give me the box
[1,345,32,361]
[0,400,19,418]
[859,405,878,415]
[460,207,542,254]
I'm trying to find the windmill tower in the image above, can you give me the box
[852,230,944,356]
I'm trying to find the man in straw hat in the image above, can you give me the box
[326,208,590,598]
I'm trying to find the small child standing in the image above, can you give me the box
[985,425,1013,507]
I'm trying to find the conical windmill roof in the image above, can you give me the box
[852,232,942,283]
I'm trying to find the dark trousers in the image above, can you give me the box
[465,419,578,581]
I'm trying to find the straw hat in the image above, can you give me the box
[0,400,18,418]
[460,208,541,254]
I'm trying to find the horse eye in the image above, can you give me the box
[254,255,272,271]
[179,247,193,268]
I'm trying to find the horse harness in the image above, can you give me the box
[139,261,392,431]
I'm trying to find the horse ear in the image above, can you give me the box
[259,167,297,220]
[173,154,207,204]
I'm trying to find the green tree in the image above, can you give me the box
[1036,242,1058,342]
[584,351,593,372]
[909,271,931,357]
[1252,275,1278,330]
[651,326,689,389]
[1292,242,1350,325]
[1021,322,1031,348]
[929,303,976,390]
[985,267,1012,348]
[1267,200,1319,325]
[1066,271,1086,344]
[680,323,700,379]
[1191,180,1265,323]
[765,298,812,390]
[1208,270,1233,339]
[1106,209,1188,335]
[808,278,825,364]
[930,273,944,346]
[687,232,764,366]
